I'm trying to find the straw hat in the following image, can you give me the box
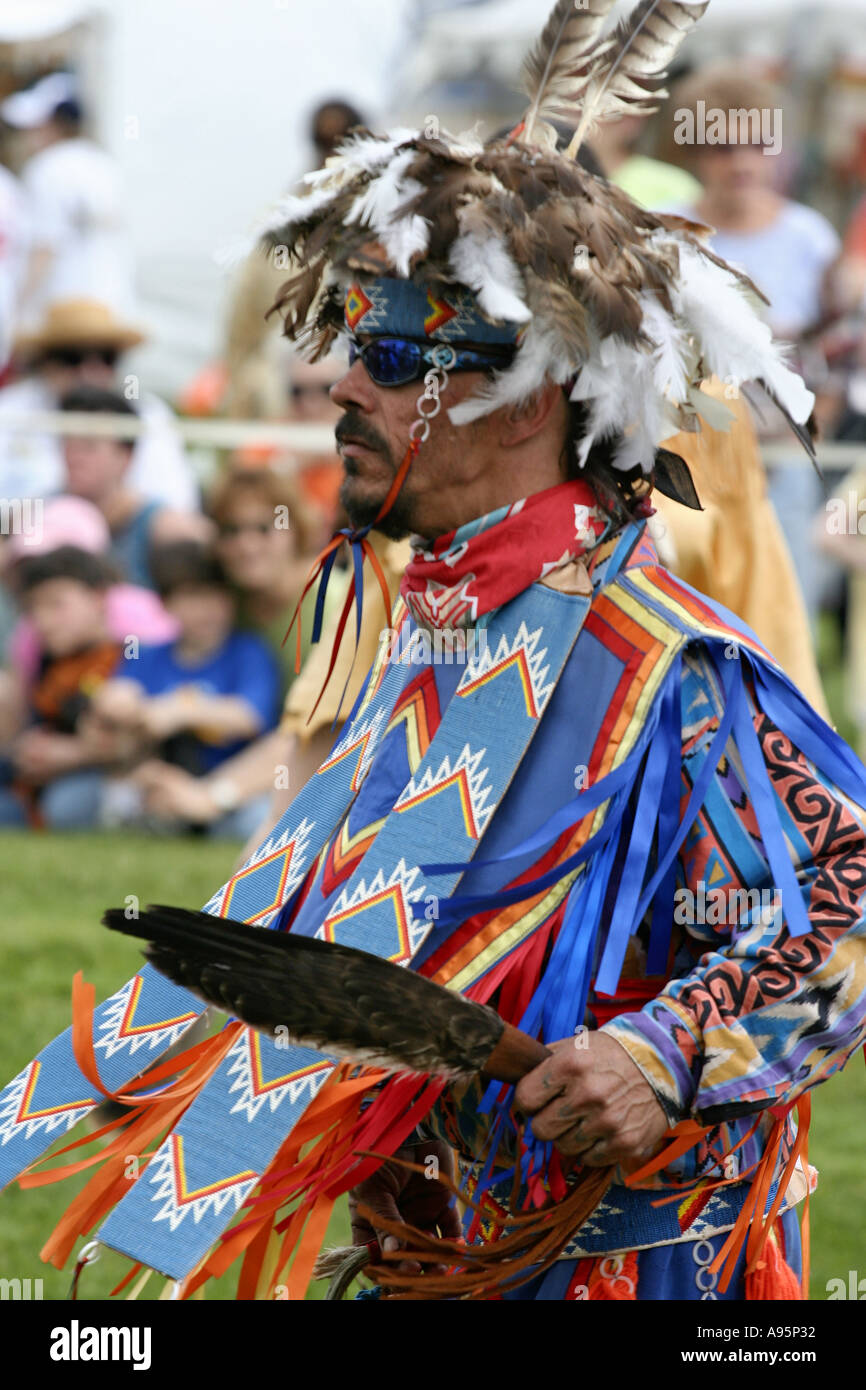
[14,299,146,356]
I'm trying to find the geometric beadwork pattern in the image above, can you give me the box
[93,976,199,1062]
[320,858,428,963]
[0,1061,95,1149]
[202,818,316,928]
[395,744,494,840]
[0,643,409,1193]
[456,621,556,719]
[226,1028,333,1125]
[96,580,593,1278]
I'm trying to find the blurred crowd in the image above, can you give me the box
[1,56,866,847]
[0,76,377,844]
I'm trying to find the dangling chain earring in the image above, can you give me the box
[284,341,458,722]
[407,343,457,447]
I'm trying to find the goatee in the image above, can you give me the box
[339,475,413,540]
[335,410,414,538]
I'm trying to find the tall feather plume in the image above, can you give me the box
[249,74,817,471]
[566,0,709,157]
[521,0,618,144]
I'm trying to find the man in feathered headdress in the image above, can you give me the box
[2,0,865,1303]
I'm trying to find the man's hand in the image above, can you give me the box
[514,1031,669,1167]
[348,1139,462,1274]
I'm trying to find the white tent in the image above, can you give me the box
[405,0,866,91]
[0,2,94,43]
[5,0,865,397]
[3,1,415,396]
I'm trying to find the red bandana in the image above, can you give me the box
[400,480,612,630]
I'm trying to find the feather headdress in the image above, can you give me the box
[250,0,816,477]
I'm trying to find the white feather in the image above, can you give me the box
[570,332,678,472]
[448,226,531,324]
[346,148,414,227]
[449,125,486,158]
[238,130,422,269]
[250,182,347,248]
[304,129,419,187]
[347,149,430,276]
[383,209,431,277]
[212,232,259,274]
[212,181,344,272]
[570,336,632,465]
[637,290,689,403]
[612,418,660,472]
[687,384,737,431]
[670,240,814,423]
[447,318,569,426]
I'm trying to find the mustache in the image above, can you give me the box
[334,413,391,459]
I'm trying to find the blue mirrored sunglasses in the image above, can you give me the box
[347,336,514,387]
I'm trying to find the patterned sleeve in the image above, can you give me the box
[602,646,866,1126]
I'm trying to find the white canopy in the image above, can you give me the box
[407,0,866,91]
[0,1,96,44]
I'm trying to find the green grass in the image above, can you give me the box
[0,830,862,1300]
[0,831,349,1301]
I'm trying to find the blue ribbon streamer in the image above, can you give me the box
[647,654,685,972]
[543,816,619,1043]
[752,657,866,805]
[311,545,340,644]
[594,670,678,995]
[414,713,662,927]
[729,659,811,939]
[606,647,739,967]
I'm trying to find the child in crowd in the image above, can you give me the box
[92,540,281,838]
[0,546,121,828]
[59,384,209,589]
[209,467,340,696]
[2,493,177,685]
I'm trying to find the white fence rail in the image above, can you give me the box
[1,410,865,470]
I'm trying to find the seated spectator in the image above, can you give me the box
[0,297,199,508]
[0,546,122,829]
[210,467,346,696]
[92,540,281,839]
[59,385,210,589]
[125,529,410,861]
[1,493,177,685]
[665,64,841,624]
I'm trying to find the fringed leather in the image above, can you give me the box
[359,1153,613,1300]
